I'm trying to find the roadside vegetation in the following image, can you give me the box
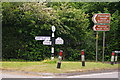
[1,60,118,73]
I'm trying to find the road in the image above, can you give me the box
[67,72,119,78]
[1,71,119,78]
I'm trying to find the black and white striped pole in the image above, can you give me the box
[115,54,118,64]
[115,52,118,64]
[57,50,63,69]
[81,50,85,67]
[51,26,56,60]
[111,51,115,65]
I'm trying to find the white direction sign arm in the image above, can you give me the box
[35,36,51,40]
[115,51,120,53]
[55,37,64,44]
[43,40,51,45]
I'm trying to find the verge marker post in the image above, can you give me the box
[81,50,85,67]
[57,50,63,69]
[115,53,118,64]
[111,51,115,65]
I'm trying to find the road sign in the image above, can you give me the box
[55,37,64,44]
[43,40,51,45]
[52,25,56,32]
[35,36,50,40]
[93,25,110,31]
[92,13,110,23]
[114,51,120,53]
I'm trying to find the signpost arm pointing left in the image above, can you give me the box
[35,25,64,60]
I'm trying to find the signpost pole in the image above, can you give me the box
[102,32,105,63]
[96,32,98,62]
[35,25,64,60]
[92,13,110,63]
[51,32,55,60]
[51,26,56,60]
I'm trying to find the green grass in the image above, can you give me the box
[0,61,118,73]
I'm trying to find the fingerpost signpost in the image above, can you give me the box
[35,26,64,60]
[92,13,111,62]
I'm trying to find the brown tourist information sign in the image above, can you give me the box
[92,13,111,62]
[93,25,110,31]
[92,13,110,23]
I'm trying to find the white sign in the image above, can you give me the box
[114,51,120,53]
[35,36,50,40]
[43,40,51,45]
[52,25,56,32]
[55,37,64,44]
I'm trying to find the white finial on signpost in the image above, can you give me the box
[52,25,56,32]
[35,25,64,60]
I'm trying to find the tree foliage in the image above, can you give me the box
[2,2,120,61]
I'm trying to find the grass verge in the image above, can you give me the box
[0,61,118,73]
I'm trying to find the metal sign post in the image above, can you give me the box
[51,26,56,60]
[35,25,64,60]
[102,32,105,63]
[92,13,110,62]
[96,32,98,62]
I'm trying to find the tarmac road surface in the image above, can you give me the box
[67,72,119,78]
[1,71,119,78]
